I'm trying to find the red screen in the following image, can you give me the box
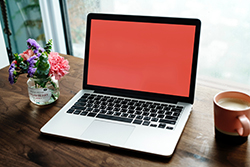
[87,19,196,97]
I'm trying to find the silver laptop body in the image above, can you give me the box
[41,13,201,157]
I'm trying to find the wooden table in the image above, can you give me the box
[0,54,249,167]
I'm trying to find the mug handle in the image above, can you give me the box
[236,115,250,136]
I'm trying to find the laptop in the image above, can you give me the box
[41,13,201,157]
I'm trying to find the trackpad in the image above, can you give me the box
[80,120,135,145]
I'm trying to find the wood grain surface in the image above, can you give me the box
[0,54,249,167]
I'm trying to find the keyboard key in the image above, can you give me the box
[150,124,157,127]
[133,119,143,125]
[149,104,156,108]
[135,106,143,111]
[150,109,157,113]
[92,104,100,108]
[172,108,182,113]
[115,104,122,107]
[161,104,168,107]
[107,99,114,103]
[176,106,184,110]
[124,99,131,102]
[92,108,100,113]
[86,107,93,111]
[159,119,176,125]
[87,112,97,117]
[142,112,149,116]
[86,103,93,107]
[106,106,113,110]
[99,109,106,114]
[114,112,121,116]
[158,123,166,128]
[127,110,134,114]
[165,116,178,120]
[107,111,114,115]
[128,101,136,105]
[73,109,82,115]
[78,98,88,103]
[135,111,142,115]
[129,106,136,109]
[99,105,106,109]
[83,93,90,97]
[151,117,159,122]
[157,110,165,114]
[164,107,171,111]
[96,113,133,123]
[87,97,94,100]
[166,126,174,130]
[165,111,173,116]
[66,109,75,113]
[173,112,180,117]
[80,111,88,116]
[134,102,142,107]
[156,106,163,110]
[107,103,115,107]
[121,113,129,117]
[149,113,157,117]
[141,103,149,108]
[75,102,86,106]
[73,105,84,110]
[113,107,120,111]
[143,116,151,121]
[121,101,128,105]
[121,108,128,113]
[157,114,165,118]
[128,114,136,118]
[122,105,128,109]
[142,121,150,126]
[143,108,150,112]
[101,102,108,105]
[136,115,143,119]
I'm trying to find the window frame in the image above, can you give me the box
[39,0,73,55]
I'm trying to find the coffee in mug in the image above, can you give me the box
[214,91,250,144]
[218,98,250,110]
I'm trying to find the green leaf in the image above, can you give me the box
[34,52,50,78]
[44,39,53,54]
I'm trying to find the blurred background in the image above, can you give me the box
[1,0,250,87]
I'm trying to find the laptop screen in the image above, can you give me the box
[84,13,201,103]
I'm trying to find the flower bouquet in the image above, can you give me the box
[8,39,70,105]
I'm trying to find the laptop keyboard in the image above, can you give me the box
[66,93,184,130]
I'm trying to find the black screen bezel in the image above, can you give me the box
[83,13,201,104]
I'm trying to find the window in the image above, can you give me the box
[0,0,46,57]
[64,0,250,86]
[2,0,250,86]
[0,0,68,62]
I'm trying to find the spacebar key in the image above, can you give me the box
[96,114,133,123]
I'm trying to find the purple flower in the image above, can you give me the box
[28,66,37,77]
[27,38,40,49]
[27,38,45,56]
[27,55,38,65]
[8,63,15,84]
[27,56,38,77]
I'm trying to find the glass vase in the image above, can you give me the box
[27,76,60,105]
